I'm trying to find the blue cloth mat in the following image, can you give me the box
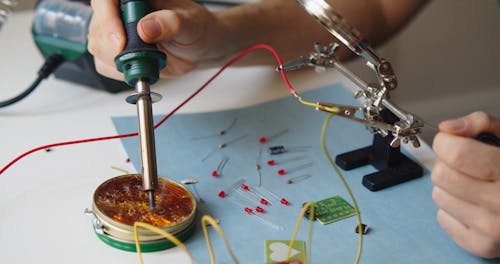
[113,83,497,264]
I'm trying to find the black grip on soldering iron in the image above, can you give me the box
[475,132,500,147]
[114,0,166,86]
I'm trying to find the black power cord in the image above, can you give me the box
[0,54,65,108]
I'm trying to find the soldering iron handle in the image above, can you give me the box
[120,0,156,52]
[475,132,500,147]
[114,0,166,86]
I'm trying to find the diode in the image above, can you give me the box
[258,187,290,206]
[287,174,312,184]
[218,178,246,198]
[192,118,238,140]
[243,207,283,230]
[267,155,306,166]
[258,128,289,144]
[277,162,313,176]
[241,184,272,206]
[211,157,229,178]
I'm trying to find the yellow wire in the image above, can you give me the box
[298,97,341,114]
[133,221,195,264]
[287,201,315,262]
[321,113,364,264]
[110,166,129,174]
[201,215,239,264]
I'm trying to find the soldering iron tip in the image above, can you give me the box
[148,190,156,210]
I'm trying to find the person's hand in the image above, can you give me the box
[432,111,500,258]
[88,0,224,79]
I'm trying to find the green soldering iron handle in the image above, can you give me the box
[114,0,166,86]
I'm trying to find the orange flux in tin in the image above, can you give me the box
[94,175,194,227]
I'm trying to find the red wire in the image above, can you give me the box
[0,44,298,175]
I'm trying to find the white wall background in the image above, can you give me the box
[366,0,500,143]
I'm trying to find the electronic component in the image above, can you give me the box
[287,174,312,184]
[212,157,229,177]
[354,224,369,235]
[303,196,356,225]
[269,145,287,155]
[277,162,313,176]
[259,128,289,144]
[268,145,311,155]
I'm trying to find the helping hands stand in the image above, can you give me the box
[282,0,427,191]
[335,109,423,191]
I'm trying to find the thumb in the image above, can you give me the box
[137,10,181,43]
[438,111,500,137]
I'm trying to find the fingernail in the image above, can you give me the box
[141,18,162,40]
[439,118,465,132]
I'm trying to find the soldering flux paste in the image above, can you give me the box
[87,174,197,252]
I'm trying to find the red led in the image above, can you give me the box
[280,198,290,205]
[278,169,286,175]
[241,184,250,191]
[267,160,276,166]
[244,207,253,214]
[218,191,226,198]
[256,206,265,213]
[125,158,130,163]
[212,170,219,177]
[260,198,270,205]
[259,137,268,144]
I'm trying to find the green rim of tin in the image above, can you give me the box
[94,220,196,252]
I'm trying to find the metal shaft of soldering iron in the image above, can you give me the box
[114,0,167,211]
[135,79,158,210]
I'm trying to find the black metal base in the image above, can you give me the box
[336,146,423,191]
[335,109,423,191]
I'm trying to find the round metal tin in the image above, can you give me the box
[88,174,197,252]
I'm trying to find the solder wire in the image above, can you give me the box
[201,215,239,264]
[320,113,364,264]
[133,222,194,264]
[287,201,315,262]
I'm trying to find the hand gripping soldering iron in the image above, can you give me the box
[282,0,424,148]
[114,0,166,210]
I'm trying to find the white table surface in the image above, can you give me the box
[0,11,435,263]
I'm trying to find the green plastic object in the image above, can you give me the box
[114,0,166,86]
[94,221,196,252]
[32,33,87,61]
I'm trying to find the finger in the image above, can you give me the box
[94,57,124,81]
[437,209,500,259]
[138,10,181,44]
[138,2,208,46]
[432,161,500,213]
[88,0,125,65]
[432,187,500,242]
[433,132,500,181]
[438,111,500,138]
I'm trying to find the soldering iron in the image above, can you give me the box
[114,0,166,210]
